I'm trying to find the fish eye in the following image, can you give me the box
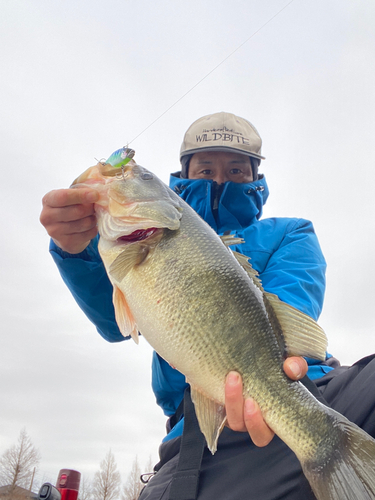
[141,172,153,180]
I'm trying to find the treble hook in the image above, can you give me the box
[120,165,126,180]
[115,165,127,181]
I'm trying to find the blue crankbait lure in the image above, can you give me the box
[105,147,135,168]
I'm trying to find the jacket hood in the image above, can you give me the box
[169,173,269,233]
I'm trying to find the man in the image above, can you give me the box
[40,112,375,499]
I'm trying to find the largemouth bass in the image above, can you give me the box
[73,148,375,500]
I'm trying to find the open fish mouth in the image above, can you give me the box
[117,227,160,243]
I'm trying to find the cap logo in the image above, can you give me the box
[196,126,250,146]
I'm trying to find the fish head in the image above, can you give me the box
[107,163,182,225]
[71,155,183,246]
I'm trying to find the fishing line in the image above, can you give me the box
[128,0,296,145]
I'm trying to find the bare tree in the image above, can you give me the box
[92,450,121,500]
[122,457,142,500]
[0,429,41,494]
[143,456,153,478]
[78,475,92,500]
[122,456,154,500]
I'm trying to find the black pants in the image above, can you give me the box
[139,355,375,500]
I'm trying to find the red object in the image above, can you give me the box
[118,227,159,243]
[56,469,81,500]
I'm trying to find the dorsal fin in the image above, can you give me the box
[230,247,327,361]
[231,250,264,292]
[265,292,327,360]
[219,234,245,248]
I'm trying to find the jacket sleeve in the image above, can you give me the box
[49,236,127,343]
[257,218,326,322]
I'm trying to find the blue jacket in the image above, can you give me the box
[50,173,332,441]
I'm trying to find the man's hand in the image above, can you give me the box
[225,357,308,446]
[40,188,100,254]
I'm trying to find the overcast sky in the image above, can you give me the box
[1,0,375,492]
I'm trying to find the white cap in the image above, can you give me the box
[180,111,265,161]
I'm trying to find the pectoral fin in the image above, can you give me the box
[113,285,139,344]
[188,383,226,454]
[265,292,327,360]
[109,244,149,282]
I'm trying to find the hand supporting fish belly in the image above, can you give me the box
[72,148,375,500]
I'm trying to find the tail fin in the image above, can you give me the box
[302,413,375,500]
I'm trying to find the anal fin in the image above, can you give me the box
[113,285,139,344]
[189,383,226,454]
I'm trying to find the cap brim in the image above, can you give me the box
[180,145,265,161]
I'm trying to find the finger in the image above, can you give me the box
[50,203,97,224]
[40,198,98,228]
[42,188,99,209]
[52,225,99,254]
[225,372,246,432]
[244,398,275,447]
[284,357,308,381]
[49,214,98,238]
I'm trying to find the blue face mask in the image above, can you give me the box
[169,174,269,234]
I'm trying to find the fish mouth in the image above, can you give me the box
[117,227,160,243]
